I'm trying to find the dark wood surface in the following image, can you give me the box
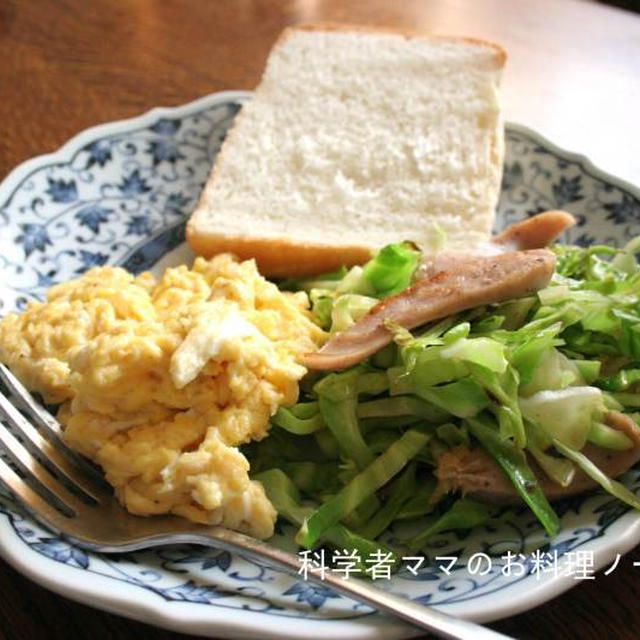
[1,1,640,639]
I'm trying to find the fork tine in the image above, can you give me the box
[0,365,64,437]
[0,363,109,487]
[0,417,99,516]
[0,391,110,503]
[0,457,72,534]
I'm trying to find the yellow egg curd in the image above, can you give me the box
[0,254,325,539]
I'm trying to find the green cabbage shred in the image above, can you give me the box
[245,240,640,570]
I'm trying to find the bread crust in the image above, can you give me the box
[185,225,374,277]
[187,23,506,277]
[279,22,507,69]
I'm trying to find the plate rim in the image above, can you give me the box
[1,90,640,638]
[504,122,640,201]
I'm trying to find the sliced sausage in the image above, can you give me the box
[492,210,576,251]
[302,249,556,371]
[434,412,640,503]
[603,410,640,445]
[417,210,576,279]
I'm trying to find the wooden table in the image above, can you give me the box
[1,1,639,639]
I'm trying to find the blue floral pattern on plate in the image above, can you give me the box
[0,91,640,638]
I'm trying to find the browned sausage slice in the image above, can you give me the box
[434,411,640,503]
[302,249,556,371]
[492,210,576,250]
[417,210,576,279]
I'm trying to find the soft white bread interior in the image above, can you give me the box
[187,24,506,277]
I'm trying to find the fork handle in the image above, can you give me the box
[304,569,512,640]
[162,527,514,640]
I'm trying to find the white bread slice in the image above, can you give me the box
[187,24,506,277]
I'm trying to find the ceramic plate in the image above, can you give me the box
[1,91,640,639]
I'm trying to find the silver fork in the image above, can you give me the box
[0,363,513,640]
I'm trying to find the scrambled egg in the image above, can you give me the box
[0,254,324,539]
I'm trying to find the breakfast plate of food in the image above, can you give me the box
[1,25,640,640]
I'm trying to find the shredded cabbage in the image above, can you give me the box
[519,386,605,450]
[246,240,640,566]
